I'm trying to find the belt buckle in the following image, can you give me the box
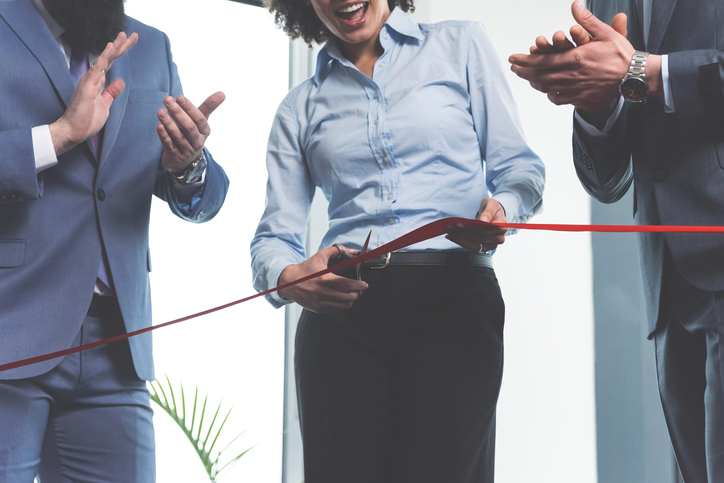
[370,252,391,270]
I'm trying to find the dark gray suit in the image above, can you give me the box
[573,0,724,481]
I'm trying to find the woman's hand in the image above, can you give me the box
[445,198,508,252]
[278,245,369,314]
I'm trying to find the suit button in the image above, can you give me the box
[582,153,594,172]
[96,189,106,201]
[653,169,667,182]
[0,194,7,201]
[10,194,18,200]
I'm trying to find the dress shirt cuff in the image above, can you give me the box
[492,192,520,236]
[661,54,676,113]
[32,125,58,173]
[573,96,625,139]
[266,262,296,308]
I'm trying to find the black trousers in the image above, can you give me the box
[294,261,505,483]
[654,250,724,483]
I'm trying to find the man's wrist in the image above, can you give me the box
[48,119,78,156]
[170,150,206,184]
[577,100,619,132]
[645,54,663,97]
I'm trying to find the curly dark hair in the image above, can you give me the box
[264,0,415,45]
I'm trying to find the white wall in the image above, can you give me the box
[412,2,598,482]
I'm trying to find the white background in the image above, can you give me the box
[123,1,289,482]
[123,1,598,482]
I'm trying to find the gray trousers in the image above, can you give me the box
[0,299,155,483]
[655,250,724,483]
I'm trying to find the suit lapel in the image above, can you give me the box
[99,51,129,166]
[648,0,677,53]
[0,0,74,107]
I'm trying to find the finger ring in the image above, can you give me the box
[332,243,344,257]
[479,244,485,253]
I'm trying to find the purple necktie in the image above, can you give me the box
[69,49,100,154]
[69,48,112,291]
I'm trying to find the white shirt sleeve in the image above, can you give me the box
[32,125,59,173]
[574,96,626,138]
[661,54,676,113]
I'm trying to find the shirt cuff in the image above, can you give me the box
[266,263,295,308]
[574,96,625,139]
[32,125,58,173]
[661,54,676,113]
[492,192,520,235]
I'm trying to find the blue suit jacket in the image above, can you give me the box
[572,0,724,335]
[0,0,229,380]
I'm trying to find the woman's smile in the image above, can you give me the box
[334,2,369,27]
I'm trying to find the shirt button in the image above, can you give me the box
[383,33,389,40]
[374,118,379,126]
[96,189,106,201]
[383,156,390,164]
[379,62,386,69]
[389,218,396,225]
[387,192,394,200]
[373,93,379,100]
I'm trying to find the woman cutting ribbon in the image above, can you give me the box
[251,1,545,481]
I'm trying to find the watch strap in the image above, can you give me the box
[173,151,206,185]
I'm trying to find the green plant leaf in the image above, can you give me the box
[149,376,252,483]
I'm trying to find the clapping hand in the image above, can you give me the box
[508,1,633,116]
[50,31,138,155]
[157,92,226,175]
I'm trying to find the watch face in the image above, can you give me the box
[620,77,648,102]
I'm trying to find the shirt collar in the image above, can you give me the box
[31,0,64,42]
[314,7,424,83]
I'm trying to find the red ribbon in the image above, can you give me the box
[2,217,722,373]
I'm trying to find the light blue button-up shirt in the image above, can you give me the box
[251,8,545,307]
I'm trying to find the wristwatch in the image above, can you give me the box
[172,151,206,185]
[620,51,649,102]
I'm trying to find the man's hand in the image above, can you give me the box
[445,198,508,252]
[508,1,660,116]
[50,32,138,156]
[277,245,369,314]
[157,92,226,175]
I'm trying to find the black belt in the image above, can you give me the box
[361,250,493,269]
[87,294,120,318]
[330,250,493,270]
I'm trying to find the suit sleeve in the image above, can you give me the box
[572,106,634,204]
[0,127,44,204]
[668,50,724,124]
[152,32,229,223]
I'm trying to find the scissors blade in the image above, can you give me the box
[357,230,371,281]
